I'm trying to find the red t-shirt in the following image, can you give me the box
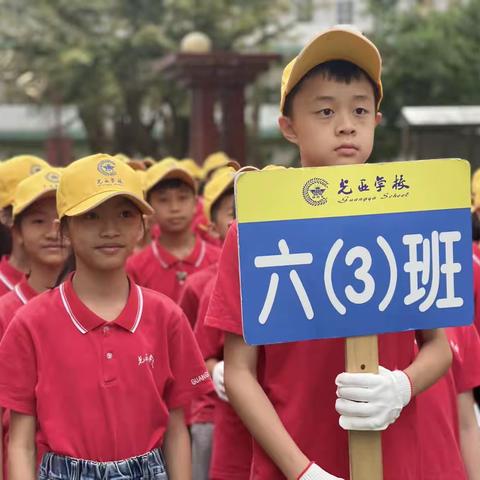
[0,275,213,462]
[417,326,480,479]
[178,263,218,328]
[0,256,23,298]
[126,236,220,302]
[205,222,419,480]
[195,276,252,480]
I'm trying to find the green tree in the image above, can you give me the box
[0,0,289,156]
[367,0,480,160]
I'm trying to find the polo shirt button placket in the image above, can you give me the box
[102,325,117,384]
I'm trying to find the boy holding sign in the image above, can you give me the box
[205,26,452,479]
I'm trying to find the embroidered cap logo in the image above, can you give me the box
[97,159,117,177]
[45,172,60,184]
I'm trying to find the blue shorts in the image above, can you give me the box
[38,449,168,480]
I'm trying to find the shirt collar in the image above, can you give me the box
[152,236,206,269]
[0,256,24,291]
[14,277,39,305]
[59,273,143,334]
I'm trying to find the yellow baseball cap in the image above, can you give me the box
[180,158,204,180]
[113,153,131,163]
[203,152,240,177]
[280,25,383,113]
[0,155,50,209]
[12,167,62,219]
[145,158,196,194]
[57,153,153,218]
[203,166,238,222]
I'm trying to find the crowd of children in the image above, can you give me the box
[0,24,479,480]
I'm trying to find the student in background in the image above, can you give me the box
[417,325,480,480]
[0,156,49,296]
[127,158,220,302]
[180,167,237,480]
[0,167,68,480]
[179,166,237,328]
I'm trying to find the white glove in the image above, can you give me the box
[298,462,344,480]
[212,361,228,402]
[335,366,412,431]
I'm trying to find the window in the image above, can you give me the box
[336,0,354,24]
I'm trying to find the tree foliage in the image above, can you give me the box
[367,0,480,160]
[0,0,288,156]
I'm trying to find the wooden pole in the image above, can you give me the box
[345,335,383,480]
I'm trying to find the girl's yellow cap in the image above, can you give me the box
[0,155,49,209]
[57,154,154,218]
[12,167,62,219]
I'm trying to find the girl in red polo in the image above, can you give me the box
[0,167,68,479]
[0,154,212,480]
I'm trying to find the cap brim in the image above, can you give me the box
[12,189,57,218]
[147,168,197,193]
[62,190,154,217]
[284,28,382,109]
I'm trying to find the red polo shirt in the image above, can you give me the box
[417,326,480,479]
[192,278,221,426]
[0,275,213,462]
[179,263,218,328]
[473,245,480,335]
[126,235,220,302]
[0,277,38,478]
[194,277,252,480]
[0,277,37,337]
[0,256,23,298]
[205,222,419,480]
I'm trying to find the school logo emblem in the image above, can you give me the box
[302,178,328,206]
[97,159,117,176]
[45,171,60,184]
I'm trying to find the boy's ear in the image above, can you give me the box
[278,115,299,145]
[375,112,383,126]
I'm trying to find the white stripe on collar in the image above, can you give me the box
[194,240,206,268]
[152,241,168,269]
[0,272,14,291]
[59,283,88,334]
[130,285,144,333]
[60,283,144,334]
[14,284,28,305]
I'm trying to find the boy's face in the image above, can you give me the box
[279,74,382,167]
[211,193,235,241]
[149,184,196,235]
